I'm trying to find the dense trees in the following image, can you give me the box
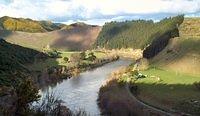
[93,15,184,50]
[0,38,48,87]
[0,39,48,114]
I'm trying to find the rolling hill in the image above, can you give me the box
[0,22,101,51]
[0,16,63,32]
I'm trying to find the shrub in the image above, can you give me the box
[129,84,138,95]
[80,52,86,60]
[32,90,87,116]
[63,57,69,63]
[87,52,96,61]
[194,82,200,91]
[15,78,40,115]
[47,50,61,58]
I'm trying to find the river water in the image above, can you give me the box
[40,59,132,115]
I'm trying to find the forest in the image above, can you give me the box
[93,15,184,51]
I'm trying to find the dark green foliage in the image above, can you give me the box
[0,38,47,86]
[63,57,69,63]
[0,39,48,114]
[143,28,179,58]
[80,52,86,60]
[15,78,40,115]
[47,50,61,58]
[87,52,96,61]
[194,82,200,91]
[94,15,184,50]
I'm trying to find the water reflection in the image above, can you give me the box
[40,59,132,115]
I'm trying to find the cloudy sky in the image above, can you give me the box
[0,0,200,25]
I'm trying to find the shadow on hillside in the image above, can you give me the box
[133,82,200,115]
[31,57,67,90]
[51,26,100,51]
[0,30,12,39]
[150,38,200,73]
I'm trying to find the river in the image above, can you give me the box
[39,59,132,115]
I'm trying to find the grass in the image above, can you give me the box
[179,18,200,37]
[150,37,200,75]
[135,68,200,112]
[133,18,200,114]
[3,23,101,51]
[140,68,200,84]
[28,51,107,71]
[90,50,107,58]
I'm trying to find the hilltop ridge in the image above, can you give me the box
[0,16,63,33]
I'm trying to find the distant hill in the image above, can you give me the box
[1,22,101,51]
[93,15,184,58]
[0,16,63,33]
[150,18,200,75]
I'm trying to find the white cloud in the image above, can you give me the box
[0,0,200,25]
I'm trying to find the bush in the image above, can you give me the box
[129,84,138,95]
[15,78,40,115]
[80,52,86,60]
[87,52,96,61]
[194,82,200,91]
[130,69,147,79]
[63,57,69,63]
[48,50,61,58]
[32,90,87,116]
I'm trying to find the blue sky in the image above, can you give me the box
[0,0,200,25]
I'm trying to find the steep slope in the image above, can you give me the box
[0,16,62,33]
[1,23,101,51]
[150,18,200,75]
[0,39,47,86]
[179,18,200,37]
[93,15,184,56]
[0,39,48,114]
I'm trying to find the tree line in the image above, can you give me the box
[93,15,184,50]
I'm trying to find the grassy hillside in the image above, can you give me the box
[93,15,184,51]
[0,16,62,33]
[179,18,200,37]
[0,39,47,86]
[150,18,200,75]
[1,23,101,51]
[131,18,200,115]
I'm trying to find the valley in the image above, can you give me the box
[0,15,200,116]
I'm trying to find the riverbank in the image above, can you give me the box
[98,58,200,116]
[98,67,178,116]
[0,50,119,115]
[34,55,119,88]
[38,59,132,115]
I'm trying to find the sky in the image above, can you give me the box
[0,0,200,25]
